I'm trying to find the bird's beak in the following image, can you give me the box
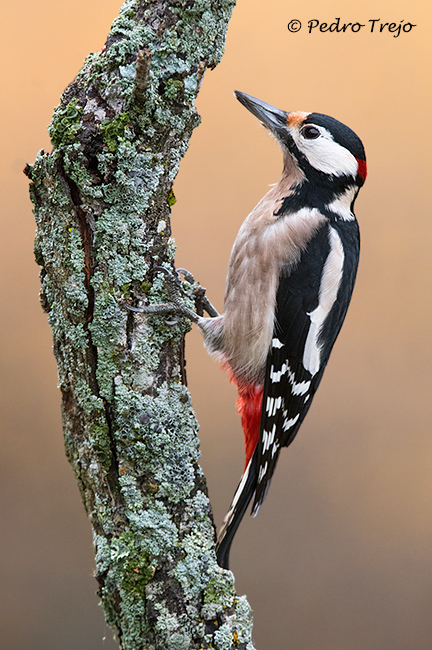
[234,91,288,136]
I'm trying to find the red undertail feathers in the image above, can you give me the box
[234,380,263,469]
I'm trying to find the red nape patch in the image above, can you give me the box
[235,383,263,469]
[356,158,367,181]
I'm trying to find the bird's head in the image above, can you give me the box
[235,91,366,189]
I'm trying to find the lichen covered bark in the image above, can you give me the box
[27,1,256,648]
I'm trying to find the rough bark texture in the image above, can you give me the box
[27,1,256,648]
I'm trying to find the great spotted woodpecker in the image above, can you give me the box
[198,92,366,568]
[128,91,366,570]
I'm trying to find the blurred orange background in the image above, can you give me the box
[1,0,431,648]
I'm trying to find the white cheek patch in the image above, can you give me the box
[292,127,358,177]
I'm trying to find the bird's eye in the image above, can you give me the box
[301,126,320,140]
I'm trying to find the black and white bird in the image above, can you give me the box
[128,91,366,570]
[198,91,366,569]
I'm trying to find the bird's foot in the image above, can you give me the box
[125,266,198,324]
[125,266,219,323]
[177,268,219,318]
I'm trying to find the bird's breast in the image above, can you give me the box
[222,186,327,384]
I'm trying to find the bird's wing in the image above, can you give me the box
[251,223,329,512]
[252,220,359,513]
[217,220,360,566]
[217,224,329,567]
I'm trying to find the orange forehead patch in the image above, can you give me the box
[287,111,310,128]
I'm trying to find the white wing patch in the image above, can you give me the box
[287,363,311,396]
[271,441,279,458]
[270,361,311,397]
[262,424,277,453]
[266,396,282,416]
[303,227,345,375]
[282,413,300,431]
[258,461,268,483]
[270,362,288,383]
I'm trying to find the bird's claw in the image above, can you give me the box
[125,266,199,323]
[176,267,219,318]
[125,266,219,321]
[176,268,196,284]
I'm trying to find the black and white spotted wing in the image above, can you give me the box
[252,219,360,513]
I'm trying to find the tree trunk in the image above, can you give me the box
[26,1,256,648]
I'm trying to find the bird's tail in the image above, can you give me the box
[216,446,259,569]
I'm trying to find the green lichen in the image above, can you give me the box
[89,422,112,468]
[154,607,192,650]
[214,623,235,650]
[122,546,156,593]
[167,189,177,206]
[121,282,132,298]
[232,597,255,649]
[165,78,184,99]
[49,98,83,147]
[100,113,131,153]
[95,532,152,640]
[140,280,152,294]
[204,572,236,608]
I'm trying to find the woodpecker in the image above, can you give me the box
[197,91,366,569]
[127,91,366,570]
